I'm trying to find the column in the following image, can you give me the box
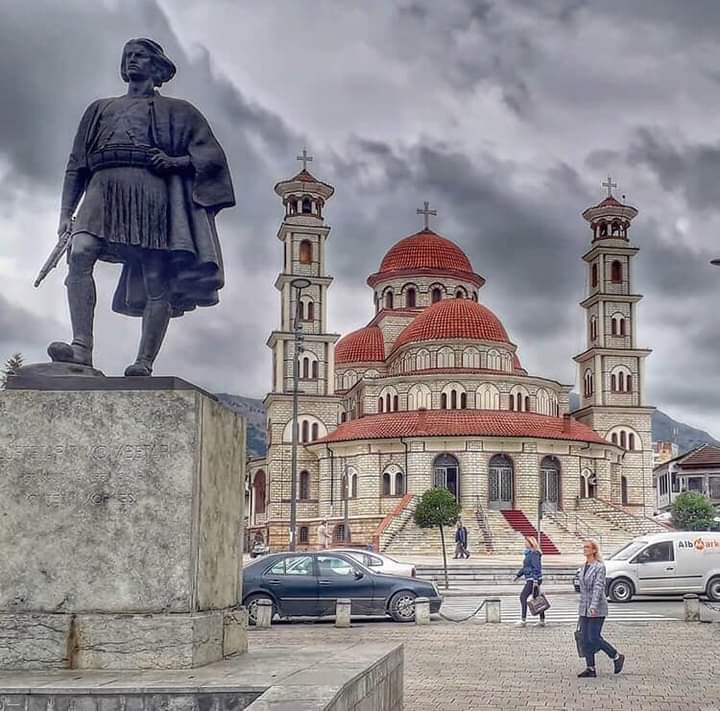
[594,353,603,406]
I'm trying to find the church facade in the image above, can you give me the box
[248,160,655,552]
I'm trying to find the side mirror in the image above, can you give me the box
[354,570,364,580]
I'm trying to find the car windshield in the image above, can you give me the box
[608,541,647,561]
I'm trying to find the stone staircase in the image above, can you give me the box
[483,510,525,554]
[545,509,634,555]
[502,510,561,555]
[377,495,417,551]
[577,498,669,538]
[530,513,585,554]
[383,504,485,557]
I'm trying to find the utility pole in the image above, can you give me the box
[343,462,350,544]
[288,277,311,551]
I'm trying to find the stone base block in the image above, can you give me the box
[0,609,248,670]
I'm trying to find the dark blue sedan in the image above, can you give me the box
[242,551,442,624]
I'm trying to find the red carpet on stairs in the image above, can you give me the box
[501,510,561,555]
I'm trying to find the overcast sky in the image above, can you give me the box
[2,0,720,436]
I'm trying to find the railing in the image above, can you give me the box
[548,510,604,545]
[372,493,415,551]
[475,499,495,554]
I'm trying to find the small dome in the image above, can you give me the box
[336,326,385,364]
[393,298,511,352]
[367,229,484,287]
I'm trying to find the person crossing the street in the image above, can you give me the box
[514,535,545,627]
[576,539,625,678]
[454,519,470,559]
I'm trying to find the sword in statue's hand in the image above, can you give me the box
[34,217,74,288]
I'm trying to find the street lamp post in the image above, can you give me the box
[289,277,311,552]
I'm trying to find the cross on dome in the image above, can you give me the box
[296,147,313,171]
[602,175,617,198]
[416,201,437,230]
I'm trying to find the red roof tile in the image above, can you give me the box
[335,326,385,364]
[367,230,484,287]
[393,298,511,351]
[315,410,607,445]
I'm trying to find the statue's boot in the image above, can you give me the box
[48,267,96,366]
[124,298,171,377]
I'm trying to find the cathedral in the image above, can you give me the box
[247,158,658,555]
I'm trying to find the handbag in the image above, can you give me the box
[574,620,585,658]
[527,592,551,616]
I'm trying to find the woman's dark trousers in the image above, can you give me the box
[519,580,544,621]
[580,616,617,668]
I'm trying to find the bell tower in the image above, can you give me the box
[267,149,338,397]
[572,177,655,511]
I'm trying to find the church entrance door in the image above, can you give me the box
[489,454,514,510]
[433,454,459,501]
[540,456,561,512]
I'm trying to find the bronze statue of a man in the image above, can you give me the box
[49,38,234,376]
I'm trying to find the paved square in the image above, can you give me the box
[251,621,720,710]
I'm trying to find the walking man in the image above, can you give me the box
[454,519,470,559]
[317,519,332,549]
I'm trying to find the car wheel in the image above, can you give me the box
[244,593,276,625]
[706,576,720,602]
[608,578,634,603]
[388,591,417,623]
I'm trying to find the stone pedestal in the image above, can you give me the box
[0,377,246,670]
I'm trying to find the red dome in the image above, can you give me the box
[367,230,484,287]
[393,298,511,351]
[336,326,385,364]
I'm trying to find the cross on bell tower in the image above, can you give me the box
[296,147,313,171]
[602,175,617,198]
[416,201,437,230]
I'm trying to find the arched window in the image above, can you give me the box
[431,287,443,303]
[599,221,608,237]
[384,290,394,309]
[386,393,392,412]
[628,433,635,450]
[611,366,632,393]
[393,394,399,411]
[461,392,467,409]
[288,198,298,215]
[437,347,455,368]
[620,430,627,449]
[591,263,598,288]
[253,471,266,514]
[462,348,481,368]
[408,384,432,410]
[382,471,392,496]
[299,526,309,544]
[590,316,598,341]
[311,423,319,441]
[351,470,358,498]
[611,260,623,283]
[299,240,312,264]
[441,392,448,409]
[416,349,431,370]
[301,420,310,443]
[306,301,315,321]
[433,454,459,500]
[477,383,500,410]
[441,384,466,410]
[378,398,384,413]
[299,470,310,500]
[584,369,594,397]
[540,456,561,510]
[536,388,550,415]
[405,287,417,308]
[487,350,501,371]
[455,288,466,299]
[301,197,312,214]
[395,470,406,496]
[312,361,319,379]
[510,386,529,412]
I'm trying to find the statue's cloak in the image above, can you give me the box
[67,95,235,317]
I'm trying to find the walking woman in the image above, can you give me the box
[577,539,625,677]
[514,535,545,627]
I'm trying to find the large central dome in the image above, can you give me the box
[393,298,511,351]
[367,229,484,287]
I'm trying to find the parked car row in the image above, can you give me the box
[573,531,720,602]
[242,550,440,624]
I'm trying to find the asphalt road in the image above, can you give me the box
[439,591,687,624]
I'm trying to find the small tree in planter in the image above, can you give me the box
[672,491,717,531]
[414,487,462,589]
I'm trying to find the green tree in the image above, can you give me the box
[414,487,462,589]
[0,353,24,389]
[672,491,717,531]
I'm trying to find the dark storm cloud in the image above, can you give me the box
[628,129,720,212]
[0,295,62,354]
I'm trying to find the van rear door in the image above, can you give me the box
[631,540,677,593]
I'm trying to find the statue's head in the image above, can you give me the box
[121,38,176,87]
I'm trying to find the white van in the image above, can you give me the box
[605,532,720,603]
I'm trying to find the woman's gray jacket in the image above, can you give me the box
[577,561,609,617]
